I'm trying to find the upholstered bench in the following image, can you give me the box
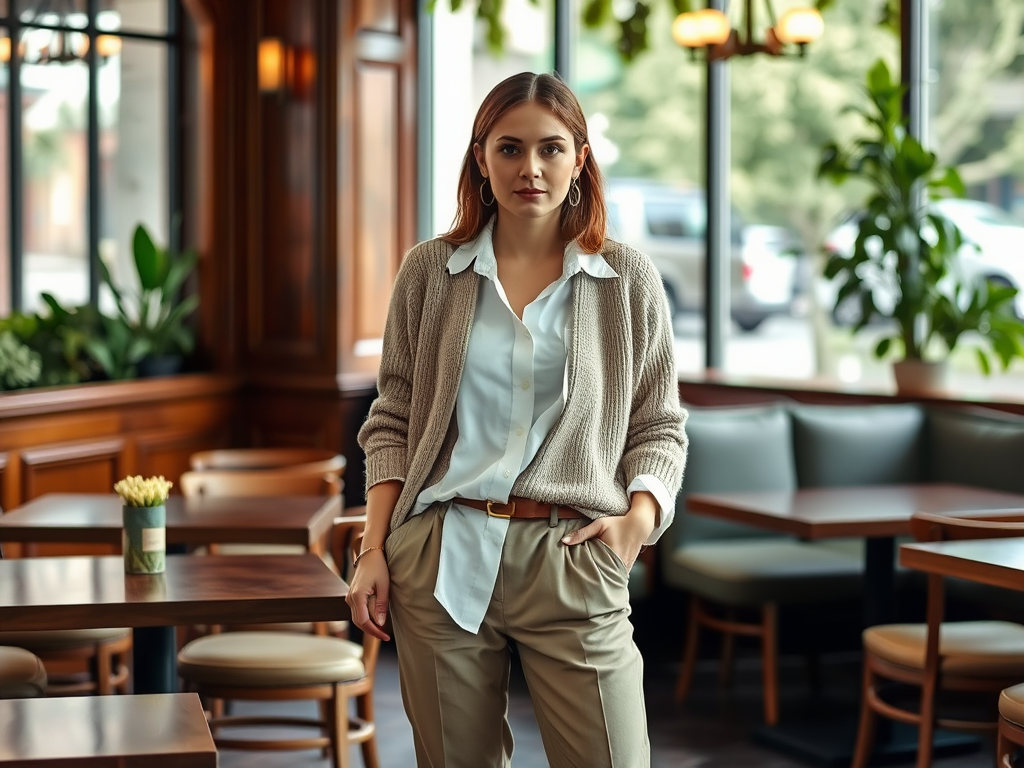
[664,399,1024,725]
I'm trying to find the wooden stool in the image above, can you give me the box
[0,692,216,766]
[0,646,47,699]
[999,683,1024,768]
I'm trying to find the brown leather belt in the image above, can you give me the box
[452,496,584,520]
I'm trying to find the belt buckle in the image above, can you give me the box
[486,500,514,519]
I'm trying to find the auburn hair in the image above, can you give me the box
[444,72,607,253]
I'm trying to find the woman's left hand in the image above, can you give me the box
[560,492,658,571]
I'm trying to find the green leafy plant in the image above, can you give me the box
[99,222,199,363]
[817,59,1024,374]
[0,298,102,386]
[0,330,42,390]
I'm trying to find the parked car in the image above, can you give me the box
[821,198,1024,325]
[604,179,801,332]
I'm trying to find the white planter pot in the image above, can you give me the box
[892,359,949,397]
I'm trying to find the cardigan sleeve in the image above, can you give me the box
[618,252,688,502]
[357,245,428,493]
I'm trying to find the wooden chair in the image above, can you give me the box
[189,448,346,478]
[0,646,48,699]
[178,468,345,634]
[851,511,1024,768]
[179,468,343,503]
[0,506,131,696]
[177,514,379,768]
[999,683,1024,768]
[0,629,130,695]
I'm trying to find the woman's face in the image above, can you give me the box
[473,101,588,227]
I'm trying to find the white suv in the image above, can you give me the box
[604,179,799,331]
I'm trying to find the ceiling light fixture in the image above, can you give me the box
[673,0,824,62]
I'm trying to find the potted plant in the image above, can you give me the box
[95,222,199,378]
[818,59,1024,394]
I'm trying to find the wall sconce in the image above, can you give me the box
[673,0,824,62]
[258,37,286,92]
[258,37,316,98]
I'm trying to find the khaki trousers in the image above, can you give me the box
[385,505,650,768]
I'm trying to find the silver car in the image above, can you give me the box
[604,179,799,331]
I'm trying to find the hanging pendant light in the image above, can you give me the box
[673,0,824,62]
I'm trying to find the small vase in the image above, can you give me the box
[122,504,166,574]
[892,359,949,397]
[136,355,183,378]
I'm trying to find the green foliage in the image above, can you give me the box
[99,222,200,361]
[0,331,42,390]
[0,298,102,386]
[428,0,893,63]
[818,59,1024,371]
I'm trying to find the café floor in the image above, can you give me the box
[216,639,996,768]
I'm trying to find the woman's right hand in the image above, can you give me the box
[346,548,392,641]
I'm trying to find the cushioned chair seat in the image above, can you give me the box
[1000,682,1024,728]
[0,646,48,698]
[178,631,364,687]
[667,539,864,605]
[864,621,1024,677]
[0,627,130,651]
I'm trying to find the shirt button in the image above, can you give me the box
[522,380,530,390]
[516,427,524,437]
[503,469,511,478]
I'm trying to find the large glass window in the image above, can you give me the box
[430,0,553,238]
[929,0,1024,381]
[1,0,174,315]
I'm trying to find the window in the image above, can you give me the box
[0,0,177,317]
[429,0,554,238]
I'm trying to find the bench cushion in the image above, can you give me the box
[0,627,130,651]
[927,405,1024,495]
[178,631,364,687]
[790,403,925,487]
[0,646,47,699]
[864,620,1024,677]
[666,539,864,605]
[670,403,797,548]
[1000,682,1024,727]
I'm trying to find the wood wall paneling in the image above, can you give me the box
[355,0,398,33]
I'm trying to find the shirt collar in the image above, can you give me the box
[446,217,618,280]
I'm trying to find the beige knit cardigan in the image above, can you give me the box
[358,236,688,534]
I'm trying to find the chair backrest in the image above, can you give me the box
[189,448,346,478]
[329,511,380,677]
[910,510,1024,543]
[179,469,343,499]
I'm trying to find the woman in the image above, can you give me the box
[346,71,687,768]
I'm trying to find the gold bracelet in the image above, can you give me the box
[353,545,385,567]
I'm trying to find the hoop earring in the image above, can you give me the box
[568,177,581,208]
[479,179,495,206]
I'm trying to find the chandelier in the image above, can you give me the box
[0,0,123,65]
[673,0,824,61]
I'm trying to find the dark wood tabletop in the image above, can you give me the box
[900,538,1024,591]
[0,553,349,631]
[0,492,341,548]
[686,483,1024,540]
[0,692,216,767]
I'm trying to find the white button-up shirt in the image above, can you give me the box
[412,220,673,632]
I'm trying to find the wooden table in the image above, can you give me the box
[901,537,1024,589]
[0,692,216,767]
[687,483,1024,627]
[686,483,1024,767]
[0,553,349,694]
[0,492,341,552]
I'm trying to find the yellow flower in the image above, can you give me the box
[114,475,174,507]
